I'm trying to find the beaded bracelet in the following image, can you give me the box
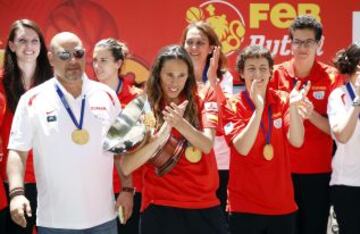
[121,187,136,195]
[9,187,25,200]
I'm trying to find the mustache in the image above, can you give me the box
[66,64,82,70]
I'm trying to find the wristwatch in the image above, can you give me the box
[352,97,360,107]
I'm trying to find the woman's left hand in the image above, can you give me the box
[162,100,188,128]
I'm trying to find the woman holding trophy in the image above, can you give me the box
[117,45,228,234]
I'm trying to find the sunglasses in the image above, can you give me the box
[56,49,85,61]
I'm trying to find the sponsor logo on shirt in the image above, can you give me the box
[90,106,107,111]
[45,109,58,122]
[313,91,325,100]
[224,122,234,135]
[273,118,282,129]
[204,102,218,112]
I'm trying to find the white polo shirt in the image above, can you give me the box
[327,84,360,187]
[8,75,121,229]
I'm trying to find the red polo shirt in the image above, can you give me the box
[271,59,343,173]
[113,76,144,193]
[223,89,297,215]
[141,86,220,211]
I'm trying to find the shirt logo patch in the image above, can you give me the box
[224,122,234,135]
[273,118,282,129]
[204,102,218,112]
[313,91,325,100]
[47,115,57,122]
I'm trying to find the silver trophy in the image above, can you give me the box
[103,94,155,154]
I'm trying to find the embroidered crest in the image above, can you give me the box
[313,91,325,100]
[224,122,234,135]
[273,118,283,129]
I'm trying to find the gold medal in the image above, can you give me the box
[71,129,89,145]
[185,146,202,163]
[263,144,274,161]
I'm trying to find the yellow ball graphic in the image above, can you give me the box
[186,7,203,23]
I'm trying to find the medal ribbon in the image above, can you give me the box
[202,62,210,82]
[345,82,360,119]
[243,91,273,144]
[115,77,123,94]
[55,84,86,130]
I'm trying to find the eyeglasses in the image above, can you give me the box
[56,49,85,61]
[292,39,318,48]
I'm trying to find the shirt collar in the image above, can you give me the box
[284,58,321,82]
[54,74,90,100]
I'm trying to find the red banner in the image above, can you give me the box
[0,0,359,84]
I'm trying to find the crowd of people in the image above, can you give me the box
[0,14,359,234]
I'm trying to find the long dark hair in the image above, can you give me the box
[146,45,199,129]
[2,19,53,112]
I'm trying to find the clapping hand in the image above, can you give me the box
[207,46,220,88]
[249,79,266,111]
[290,81,313,119]
[162,100,189,128]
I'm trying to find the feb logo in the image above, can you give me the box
[185,1,246,55]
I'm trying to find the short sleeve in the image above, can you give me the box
[327,87,347,130]
[221,97,246,146]
[201,87,219,129]
[8,94,34,151]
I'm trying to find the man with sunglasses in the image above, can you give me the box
[6,32,121,233]
[270,15,343,234]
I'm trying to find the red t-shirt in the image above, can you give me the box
[271,59,343,173]
[0,75,35,183]
[113,77,144,193]
[223,89,297,215]
[141,86,220,211]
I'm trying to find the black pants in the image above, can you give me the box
[140,204,228,234]
[292,173,330,234]
[216,170,229,219]
[4,182,37,234]
[116,192,142,234]
[331,185,360,234]
[0,207,7,234]
[229,212,296,234]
